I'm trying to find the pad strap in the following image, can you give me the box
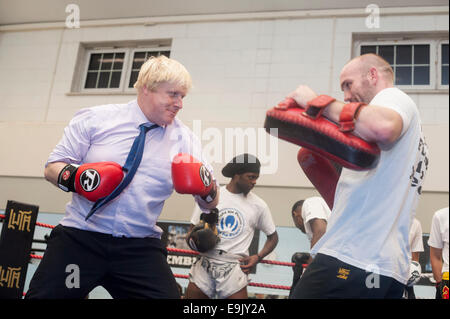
[339,102,366,132]
[303,95,336,119]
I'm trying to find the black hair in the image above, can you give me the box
[291,200,304,214]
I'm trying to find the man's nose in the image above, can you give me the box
[343,90,352,103]
[173,96,183,109]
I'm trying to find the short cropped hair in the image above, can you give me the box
[291,200,304,215]
[359,53,394,84]
[133,55,192,91]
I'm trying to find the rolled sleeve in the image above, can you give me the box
[46,108,96,166]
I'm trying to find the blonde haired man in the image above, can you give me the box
[27,55,218,299]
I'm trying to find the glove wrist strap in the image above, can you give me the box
[201,183,217,204]
[57,164,79,192]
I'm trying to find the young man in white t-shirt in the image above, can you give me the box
[289,196,331,297]
[288,53,429,299]
[292,196,331,250]
[428,207,449,299]
[404,217,424,299]
[184,154,279,299]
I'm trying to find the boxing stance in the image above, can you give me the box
[283,54,428,298]
[26,56,218,299]
[184,154,279,299]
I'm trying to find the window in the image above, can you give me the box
[127,50,170,89]
[78,41,171,93]
[439,42,449,87]
[355,34,448,90]
[360,43,433,88]
[84,51,125,89]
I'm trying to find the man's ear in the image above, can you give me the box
[368,67,378,84]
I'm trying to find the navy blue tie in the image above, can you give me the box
[85,123,159,221]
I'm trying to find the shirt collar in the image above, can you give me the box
[130,99,163,129]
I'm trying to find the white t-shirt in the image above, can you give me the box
[311,87,429,285]
[191,186,276,257]
[302,196,331,243]
[409,218,424,253]
[428,207,449,274]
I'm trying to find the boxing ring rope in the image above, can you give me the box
[1,214,298,292]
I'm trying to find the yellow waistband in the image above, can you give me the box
[442,272,449,281]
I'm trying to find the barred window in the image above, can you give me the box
[128,50,170,89]
[78,41,171,93]
[360,44,431,86]
[85,52,125,89]
[440,43,449,86]
[356,36,448,90]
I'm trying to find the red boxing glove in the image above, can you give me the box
[171,153,216,203]
[57,162,124,202]
[297,148,341,210]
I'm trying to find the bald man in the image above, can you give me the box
[288,54,429,299]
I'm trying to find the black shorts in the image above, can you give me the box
[290,253,405,299]
[25,225,180,299]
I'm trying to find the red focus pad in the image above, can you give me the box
[74,162,124,202]
[264,97,380,170]
[297,148,341,210]
[172,153,213,198]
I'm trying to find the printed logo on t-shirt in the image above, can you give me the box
[410,135,429,194]
[217,208,244,239]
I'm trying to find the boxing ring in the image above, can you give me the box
[0,213,302,298]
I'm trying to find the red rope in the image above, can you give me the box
[247,282,291,291]
[174,273,291,290]
[35,222,55,229]
[260,259,295,267]
[166,247,301,267]
[29,250,302,268]
[167,247,199,255]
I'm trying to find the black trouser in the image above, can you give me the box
[25,225,180,299]
[290,253,405,299]
[404,285,416,299]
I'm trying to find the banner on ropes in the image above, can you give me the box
[0,200,39,299]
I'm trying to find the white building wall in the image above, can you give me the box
[0,7,448,223]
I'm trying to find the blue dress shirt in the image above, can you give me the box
[46,100,208,238]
